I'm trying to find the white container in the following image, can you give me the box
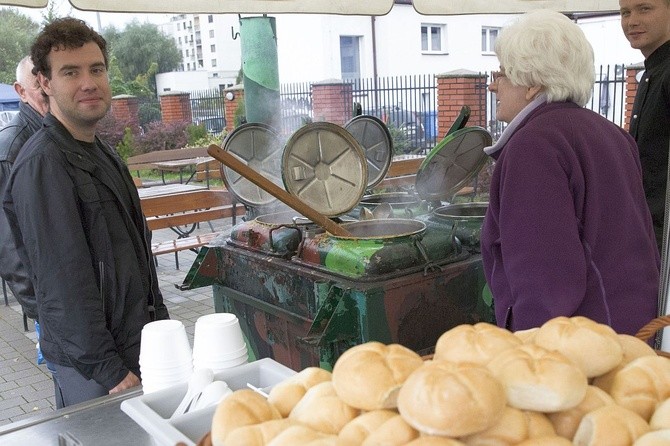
[120,358,296,446]
[139,319,193,394]
[192,314,246,363]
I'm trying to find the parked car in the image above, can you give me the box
[365,106,425,151]
[194,116,226,135]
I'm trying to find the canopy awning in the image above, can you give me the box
[0,0,621,15]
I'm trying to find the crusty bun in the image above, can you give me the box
[433,322,522,365]
[210,389,282,446]
[515,437,572,446]
[397,360,505,437]
[460,406,554,445]
[361,414,419,446]
[534,316,623,378]
[289,381,360,435]
[266,424,340,446]
[572,405,649,445]
[514,327,539,344]
[338,409,397,444]
[610,356,670,421]
[332,342,423,411]
[268,367,332,417]
[634,429,670,446]
[547,385,614,439]
[650,398,670,430]
[405,437,466,445]
[487,344,588,412]
[224,419,294,446]
[592,334,657,393]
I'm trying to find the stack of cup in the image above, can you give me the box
[139,319,193,394]
[192,313,248,373]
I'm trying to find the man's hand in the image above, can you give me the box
[109,371,141,394]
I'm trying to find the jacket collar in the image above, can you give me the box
[645,40,670,71]
[484,93,548,157]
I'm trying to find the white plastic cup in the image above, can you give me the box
[139,320,193,393]
[192,314,246,364]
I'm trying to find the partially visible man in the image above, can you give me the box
[620,0,670,253]
[3,18,169,408]
[0,56,49,321]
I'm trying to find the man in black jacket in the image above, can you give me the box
[3,18,170,408]
[620,0,670,253]
[0,56,48,321]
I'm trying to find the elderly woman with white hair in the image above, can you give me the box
[481,9,659,335]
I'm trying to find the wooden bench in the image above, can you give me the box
[140,189,245,269]
[127,147,210,184]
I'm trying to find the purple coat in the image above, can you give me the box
[481,101,659,335]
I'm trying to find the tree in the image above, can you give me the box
[0,9,39,84]
[109,20,181,95]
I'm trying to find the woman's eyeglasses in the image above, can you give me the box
[491,71,507,83]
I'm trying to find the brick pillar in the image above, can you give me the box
[436,70,488,137]
[111,95,139,129]
[159,91,192,124]
[311,80,354,126]
[224,85,245,133]
[624,62,644,132]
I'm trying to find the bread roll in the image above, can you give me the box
[361,414,419,446]
[210,389,282,446]
[534,316,623,378]
[610,356,670,421]
[397,360,505,437]
[266,424,340,446]
[592,334,656,393]
[547,385,614,439]
[634,429,670,446]
[338,409,397,444]
[460,406,554,445]
[514,327,539,344]
[487,344,588,412]
[515,437,572,446]
[433,322,522,365]
[268,367,332,417]
[332,342,423,411]
[224,419,294,446]
[650,398,670,430]
[572,405,649,445]
[405,438,466,445]
[289,381,360,435]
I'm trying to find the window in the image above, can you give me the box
[177,23,180,31]
[421,24,446,53]
[210,44,216,52]
[178,37,182,44]
[481,27,501,54]
[209,30,215,38]
[212,59,217,67]
[185,49,189,57]
[208,15,213,23]
[340,36,361,80]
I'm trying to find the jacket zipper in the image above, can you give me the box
[99,261,106,314]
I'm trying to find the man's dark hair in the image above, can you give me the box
[30,17,108,79]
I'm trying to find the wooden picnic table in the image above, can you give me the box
[150,156,215,184]
[136,183,206,199]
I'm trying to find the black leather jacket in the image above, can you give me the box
[0,102,43,319]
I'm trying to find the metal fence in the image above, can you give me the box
[189,89,227,134]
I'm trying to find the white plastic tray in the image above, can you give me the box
[120,358,296,446]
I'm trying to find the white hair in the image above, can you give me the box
[495,9,595,107]
[15,56,34,86]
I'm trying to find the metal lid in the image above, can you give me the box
[415,126,492,201]
[282,122,368,217]
[344,115,393,189]
[220,122,283,207]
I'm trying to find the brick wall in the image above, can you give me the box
[624,62,644,132]
[311,81,354,126]
[224,86,245,133]
[436,70,488,137]
[110,95,139,128]
[159,92,192,124]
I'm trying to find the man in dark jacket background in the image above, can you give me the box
[0,56,48,321]
[3,18,169,408]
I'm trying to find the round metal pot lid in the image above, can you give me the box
[282,122,368,217]
[415,126,492,201]
[220,122,283,207]
[344,115,393,189]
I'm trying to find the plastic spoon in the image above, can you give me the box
[171,368,214,419]
[189,380,233,412]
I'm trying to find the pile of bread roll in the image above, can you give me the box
[208,316,670,445]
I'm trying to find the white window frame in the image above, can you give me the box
[481,26,501,55]
[421,23,447,54]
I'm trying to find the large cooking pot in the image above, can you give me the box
[358,192,428,219]
[432,202,488,250]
